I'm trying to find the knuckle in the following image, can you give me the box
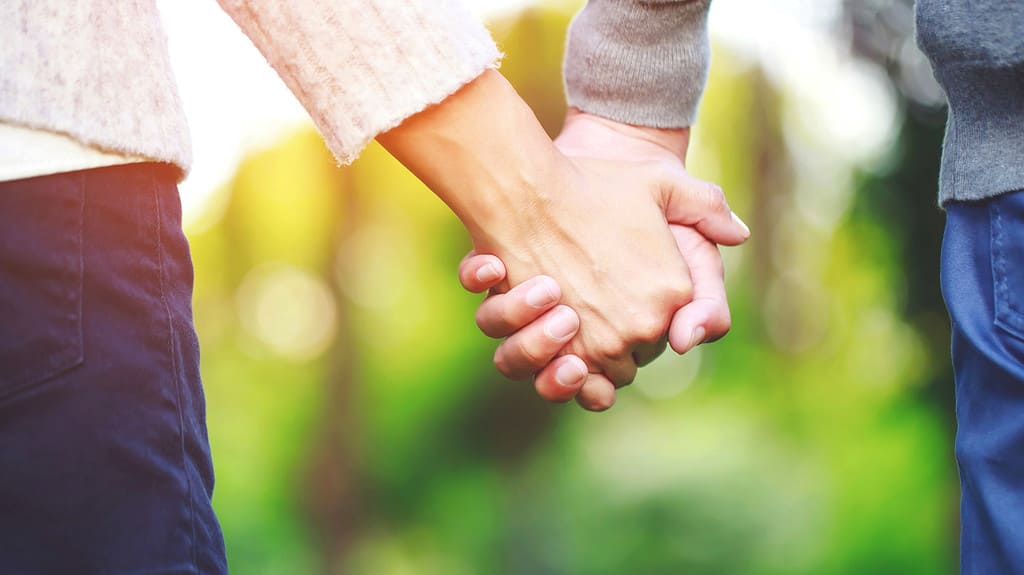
[617,304,669,346]
[559,337,586,360]
[597,337,630,361]
[496,305,517,332]
[611,359,639,388]
[654,163,679,189]
[678,279,694,305]
[514,336,546,368]
[662,276,693,307]
[631,312,668,344]
[493,348,517,379]
[585,328,627,360]
[475,307,503,338]
[634,338,667,366]
[704,182,729,212]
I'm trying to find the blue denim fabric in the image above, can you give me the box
[0,165,226,574]
[942,189,1024,573]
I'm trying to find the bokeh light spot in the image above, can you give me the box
[235,263,338,361]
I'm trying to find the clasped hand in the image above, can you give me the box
[459,110,749,411]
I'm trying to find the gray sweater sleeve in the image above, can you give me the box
[563,0,712,128]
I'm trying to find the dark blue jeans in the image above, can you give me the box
[942,189,1024,573]
[0,165,226,574]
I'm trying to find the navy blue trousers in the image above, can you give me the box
[0,165,226,574]
[943,189,1024,573]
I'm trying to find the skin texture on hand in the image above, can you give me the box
[378,71,746,411]
[555,109,741,352]
[458,253,590,403]
[459,109,746,411]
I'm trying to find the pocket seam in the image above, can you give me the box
[0,174,86,399]
[991,199,1024,341]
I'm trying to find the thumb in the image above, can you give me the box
[667,224,732,353]
[658,170,750,246]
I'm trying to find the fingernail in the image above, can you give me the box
[544,307,579,340]
[555,356,587,387]
[526,280,558,308]
[476,263,501,283]
[731,212,751,236]
[689,326,707,350]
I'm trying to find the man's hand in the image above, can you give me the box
[472,146,743,411]
[378,73,747,411]
[460,221,732,409]
[456,108,747,411]
[555,109,742,353]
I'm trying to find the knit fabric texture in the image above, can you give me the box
[916,0,1024,206]
[215,0,501,166]
[563,0,711,128]
[0,0,501,177]
[1,2,192,174]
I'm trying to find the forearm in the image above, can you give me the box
[376,70,559,241]
[563,0,712,128]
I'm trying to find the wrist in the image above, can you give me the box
[377,70,559,240]
[558,108,691,164]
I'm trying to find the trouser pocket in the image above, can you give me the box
[991,189,1024,343]
[0,172,84,399]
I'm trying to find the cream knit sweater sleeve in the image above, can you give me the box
[216,0,501,164]
[0,1,500,177]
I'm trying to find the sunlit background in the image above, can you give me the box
[155,0,956,573]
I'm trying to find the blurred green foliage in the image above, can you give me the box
[187,3,956,574]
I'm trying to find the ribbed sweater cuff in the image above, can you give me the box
[218,0,501,164]
[563,0,711,128]
[935,62,1024,206]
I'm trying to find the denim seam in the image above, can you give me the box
[153,174,200,574]
[991,200,1024,340]
[75,173,86,368]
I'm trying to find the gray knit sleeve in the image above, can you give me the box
[563,0,712,128]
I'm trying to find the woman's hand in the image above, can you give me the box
[378,72,747,411]
[455,108,746,411]
[554,109,742,355]
[470,148,735,410]
[460,220,732,410]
